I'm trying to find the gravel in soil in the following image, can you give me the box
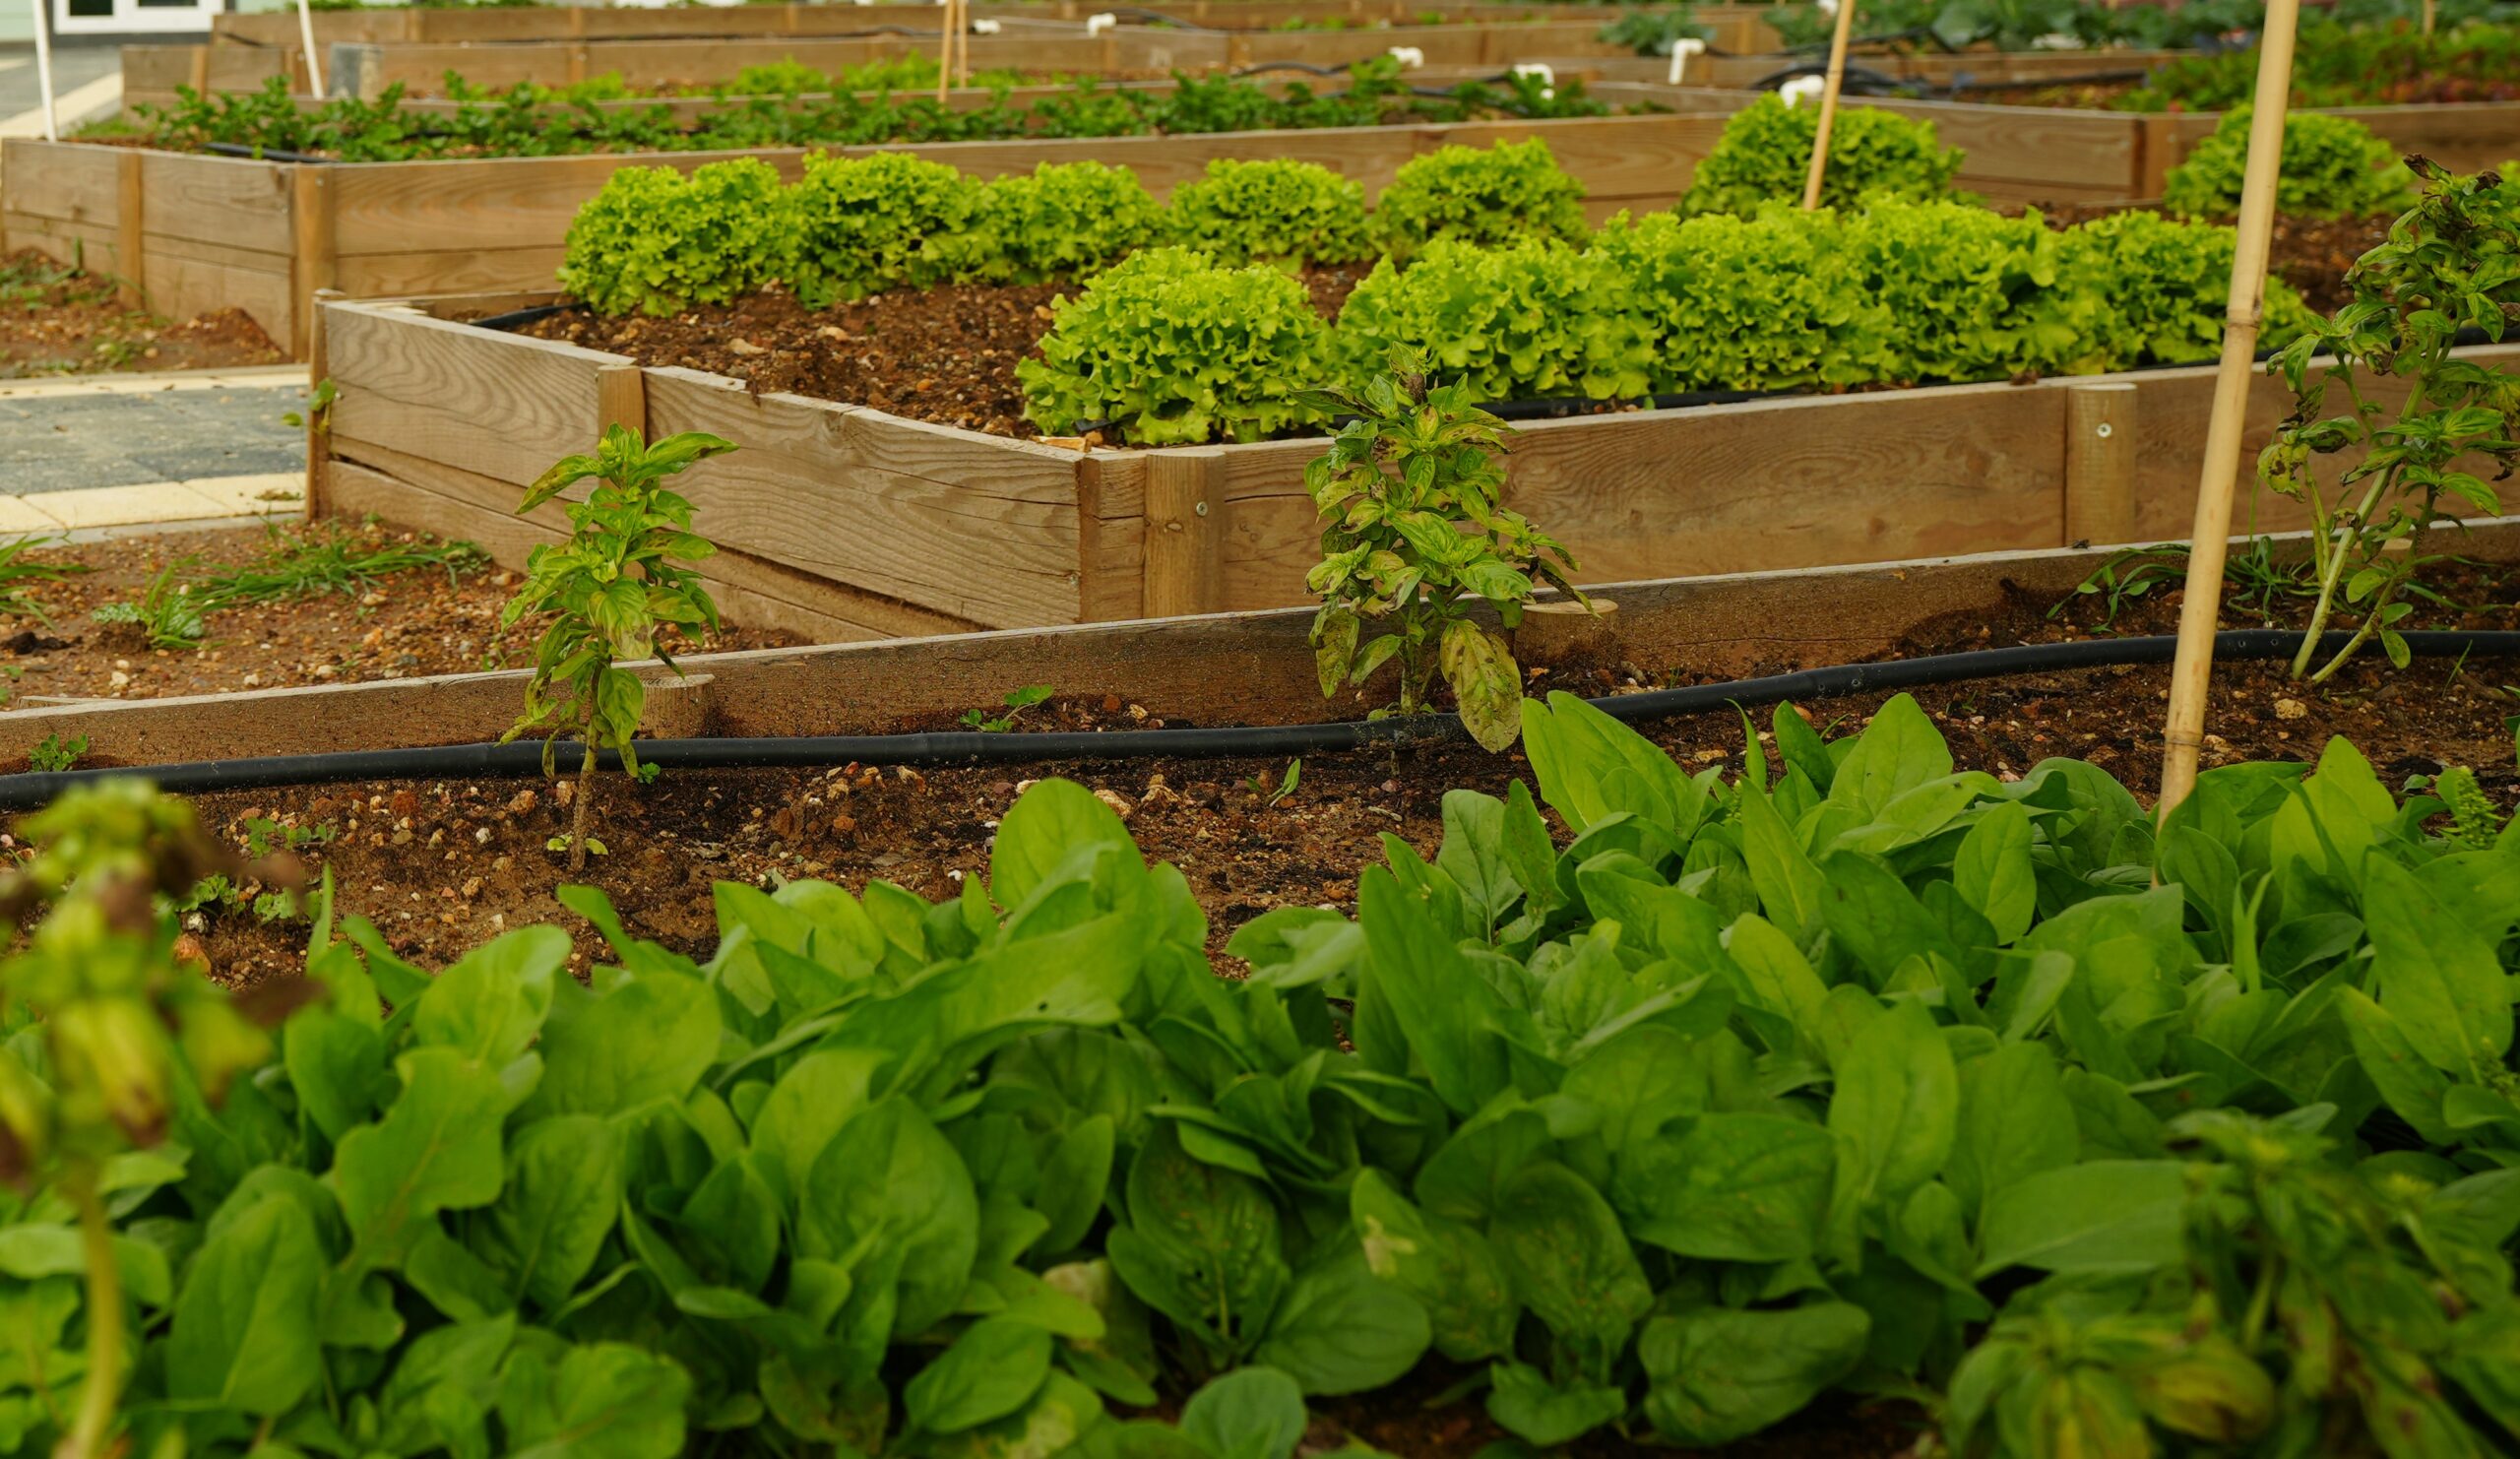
[0,250,284,379]
[0,521,799,709]
[512,268,1370,440]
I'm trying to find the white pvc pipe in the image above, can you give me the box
[297,0,327,97]
[1667,37,1704,86]
[29,0,56,142]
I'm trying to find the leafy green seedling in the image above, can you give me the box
[1302,360,1582,750]
[1245,759,1300,807]
[279,376,336,430]
[499,425,730,871]
[29,733,86,773]
[91,559,206,651]
[961,684,1055,732]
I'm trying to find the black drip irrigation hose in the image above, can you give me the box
[205,142,335,164]
[7,629,2515,810]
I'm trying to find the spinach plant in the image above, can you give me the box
[4,694,2519,1455]
[1301,364,1582,750]
[2261,159,2520,681]
[500,425,730,869]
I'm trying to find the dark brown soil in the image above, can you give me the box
[513,267,1370,440]
[0,521,799,709]
[1310,1364,1922,1457]
[2265,212,2394,315]
[144,552,2520,993]
[0,250,285,378]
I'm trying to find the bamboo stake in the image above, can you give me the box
[1799,0,1860,210]
[937,0,957,103]
[297,0,327,97]
[2424,0,2437,35]
[956,0,971,85]
[2157,0,2303,819]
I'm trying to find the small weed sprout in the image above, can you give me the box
[30,733,87,773]
[1245,759,1301,806]
[1302,363,1582,751]
[500,426,731,871]
[91,559,206,651]
[961,684,1054,732]
[0,536,86,626]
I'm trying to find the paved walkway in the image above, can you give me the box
[0,367,309,537]
[0,47,123,139]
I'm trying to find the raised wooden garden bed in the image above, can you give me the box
[23,516,2518,767]
[1650,85,2520,198]
[0,102,1738,359]
[311,290,2520,646]
[136,2,1781,108]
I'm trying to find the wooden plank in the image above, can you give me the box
[289,165,335,360]
[333,246,570,300]
[1076,453,1148,621]
[35,516,2519,766]
[1862,97,2143,197]
[2063,382,2137,547]
[116,47,202,111]
[114,153,145,304]
[2,215,114,270]
[323,454,966,645]
[2,141,121,228]
[139,248,294,349]
[1142,451,1226,617]
[139,152,293,256]
[324,303,615,487]
[597,363,645,440]
[1437,113,1730,212]
[642,368,1090,627]
[329,125,1435,256]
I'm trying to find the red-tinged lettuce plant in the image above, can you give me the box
[501,426,730,869]
[2260,159,2520,682]
[1302,362,1583,750]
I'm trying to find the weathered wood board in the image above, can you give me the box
[27,517,2514,768]
[317,293,2520,644]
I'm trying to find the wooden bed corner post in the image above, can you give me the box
[2134,112,2178,201]
[304,287,343,523]
[596,362,648,446]
[187,44,211,98]
[1142,449,1227,618]
[287,163,337,360]
[113,151,146,309]
[2062,382,2137,548]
